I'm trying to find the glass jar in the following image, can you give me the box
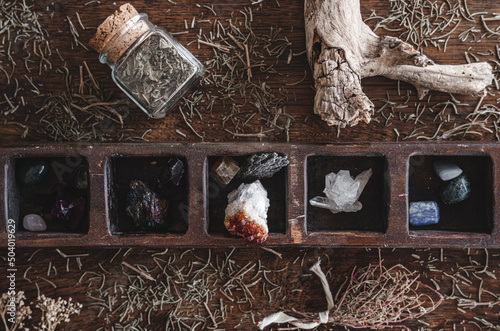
[98,14,205,119]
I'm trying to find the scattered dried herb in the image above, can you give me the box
[176,1,298,141]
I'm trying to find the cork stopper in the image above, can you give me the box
[89,3,150,64]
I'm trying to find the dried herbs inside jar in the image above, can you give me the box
[115,34,197,115]
[89,4,204,118]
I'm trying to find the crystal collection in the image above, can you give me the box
[16,159,89,232]
[410,160,471,227]
[209,153,289,243]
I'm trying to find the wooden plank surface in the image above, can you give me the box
[1,0,500,330]
[1,0,500,143]
[1,247,500,330]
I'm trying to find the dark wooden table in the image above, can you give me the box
[2,0,500,330]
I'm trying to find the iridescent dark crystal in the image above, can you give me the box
[126,180,168,230]
[238,152,289,180]
[157,158,185,196]
[17,159,49,186]
[44,182,86,230]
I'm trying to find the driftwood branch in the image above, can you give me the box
[305,0,494,128]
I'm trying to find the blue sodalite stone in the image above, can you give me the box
[409,201,439,226]
[440,173,471,204]
[17,159,49,186]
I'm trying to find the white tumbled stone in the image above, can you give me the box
[433,160,463,181]
[23,214,47,232]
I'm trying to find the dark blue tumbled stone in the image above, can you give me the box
[440,173,471,204]
[17,159,49,186]
[409,201,440,226]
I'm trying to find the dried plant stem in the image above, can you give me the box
[259,259,443,330]
[121,261,155,281]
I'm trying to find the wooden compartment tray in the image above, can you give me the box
[1,142,499,248]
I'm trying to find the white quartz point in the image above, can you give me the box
[310,196,362,213]
[310,168,372,214]
[226,180,270,231]
[324,169,373,207]
[324,170,359,207]
[433,160,463,181]
[23,214,47,231]
[353,168,373,200]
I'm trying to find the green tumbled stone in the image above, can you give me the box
[17,159,49,186]
[440,173,471,204]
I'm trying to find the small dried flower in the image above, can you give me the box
[0,291,32,331]
[34,295,82,331]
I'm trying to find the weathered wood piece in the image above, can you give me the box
[304,0,494,128]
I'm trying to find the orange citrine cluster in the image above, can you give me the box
[224,211,268,243]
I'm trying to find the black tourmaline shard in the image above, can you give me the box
[157,157,185,196]
[126,180,168,230]
[238,152,289,181]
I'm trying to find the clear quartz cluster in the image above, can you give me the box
[310,169,372,213]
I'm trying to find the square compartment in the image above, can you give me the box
[107,156,189,235]
[408,155,493,233]
[306,155,388,233]
[6,156,90,236]
[206,154,288,238]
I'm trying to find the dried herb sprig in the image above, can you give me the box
[34,63,144,142]
[178,1,298,141]
[0,0,52,79]
[329,263,443,329]
[81,248,286,329]
[0,0,55,135]
[259,259,443,330]
[368,0,463,51]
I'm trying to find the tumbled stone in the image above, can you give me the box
[409,201,440,226]
[433,160,463,181]
[75,165,89,190]
[17,159,49,186]
[127,180,168,230]
[23,214,47,232]
[211,156,240,185]
[238,152,289,180]
[157,158,185,195]
[440,173,471,204]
